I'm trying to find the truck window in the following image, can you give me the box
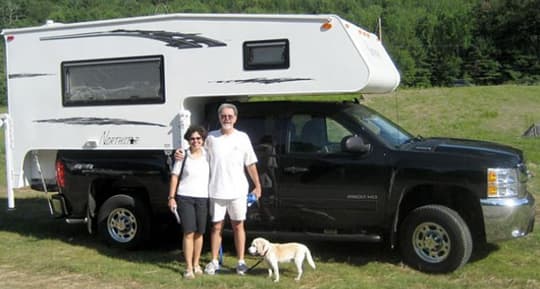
[289,115,350,153]
[62,55,164,106]
[343,105,412,147]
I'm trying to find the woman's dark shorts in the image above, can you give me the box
[176,195,208,234]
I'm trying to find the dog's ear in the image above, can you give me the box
[262,241,270,254]
[255,239,264,253]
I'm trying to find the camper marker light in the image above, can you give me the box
[6,35,14,42]
[321,20,332,31]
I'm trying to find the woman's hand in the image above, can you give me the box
[168,198,177,210]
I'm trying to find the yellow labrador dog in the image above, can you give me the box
[248,237,316,282]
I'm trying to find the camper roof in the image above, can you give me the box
[3,14,400,94]
[3,14,356,34]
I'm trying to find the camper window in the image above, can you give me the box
[243,39,289,70]
[61,55,164,106]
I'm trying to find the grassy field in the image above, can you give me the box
[0,85,539,289]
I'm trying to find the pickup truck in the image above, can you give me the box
[54,100,535,273]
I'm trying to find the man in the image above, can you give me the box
[177,103,262,275]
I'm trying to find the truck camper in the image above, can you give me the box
[1,12,398,246]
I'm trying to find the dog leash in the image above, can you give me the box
[247,248,268,272]
[248,257,265,272]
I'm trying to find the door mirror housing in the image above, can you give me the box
[342,135,371,153]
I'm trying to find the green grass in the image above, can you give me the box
[1,85,539,289]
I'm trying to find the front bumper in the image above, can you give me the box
[480,193,535,243]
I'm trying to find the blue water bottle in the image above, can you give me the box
[247,191,257,207]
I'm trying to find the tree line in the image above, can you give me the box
[0,0,538,103]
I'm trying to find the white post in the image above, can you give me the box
[1,114,15,210]
[378,17,382,42]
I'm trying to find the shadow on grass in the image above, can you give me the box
[0,195,499,274]
[0,195,184,270]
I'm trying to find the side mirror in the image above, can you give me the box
[341,135,371,153]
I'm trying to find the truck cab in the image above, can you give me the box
[217,100,536,273]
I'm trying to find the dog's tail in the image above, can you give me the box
[305,247,316,269]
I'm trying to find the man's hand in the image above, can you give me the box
[246,163,262,199]
[252,186,262,200]
[174,148,185,161]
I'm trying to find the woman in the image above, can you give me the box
[168,125,210,279]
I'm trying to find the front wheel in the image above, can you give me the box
[399,205,473,273]
[98,194,150,249]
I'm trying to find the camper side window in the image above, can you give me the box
[62,55,164,106]
[243,39,289,70]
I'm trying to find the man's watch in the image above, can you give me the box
[168,196,175,200]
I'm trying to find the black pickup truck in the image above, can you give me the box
[52,100,535,273]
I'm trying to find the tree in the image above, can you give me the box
[473,0,540,84]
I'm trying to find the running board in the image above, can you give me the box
[225,229,382,242]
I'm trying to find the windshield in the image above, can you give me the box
[343,105,413,148]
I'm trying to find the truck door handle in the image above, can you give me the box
[284,166,309,174]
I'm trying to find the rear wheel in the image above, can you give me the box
[399,205,472,273]
[98,194,150,249]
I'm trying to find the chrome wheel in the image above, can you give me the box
[107,208,137,243]
[412,222,450,263]
[98,194,150,249]
[400,205,472,273]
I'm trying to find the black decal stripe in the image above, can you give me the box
[41,29,226,49]
[212,77,313,84]
[9,73,53,79]
[35,117,166,127]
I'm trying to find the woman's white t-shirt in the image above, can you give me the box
[206,129,258,200]
[172,149,209,198]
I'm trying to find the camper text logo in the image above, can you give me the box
[101,131,140,145]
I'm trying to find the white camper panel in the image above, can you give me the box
[2,14,400,193]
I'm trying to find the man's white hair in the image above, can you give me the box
[217,103,238,116]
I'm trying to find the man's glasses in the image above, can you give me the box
[220,114,235,119]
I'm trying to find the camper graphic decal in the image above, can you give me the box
[35,117,166,127]
[212,77,313,85]
[8,73,53,79]
[41,30,227,49]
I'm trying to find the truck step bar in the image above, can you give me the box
[230,229,382,242]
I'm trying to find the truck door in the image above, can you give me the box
[276,113,392,233]
[235,114,280,230]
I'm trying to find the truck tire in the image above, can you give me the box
[97,194,151,249]
[399,205,473,273]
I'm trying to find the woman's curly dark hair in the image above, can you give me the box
[183,125,208,141]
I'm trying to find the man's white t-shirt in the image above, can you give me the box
[172,149,209,198]
[206,129,258,200]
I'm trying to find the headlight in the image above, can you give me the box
[487,168,519,198]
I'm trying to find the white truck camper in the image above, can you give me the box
[2,13,400,209]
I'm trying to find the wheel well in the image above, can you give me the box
[396,185,486,245]
[90,178,153,218]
